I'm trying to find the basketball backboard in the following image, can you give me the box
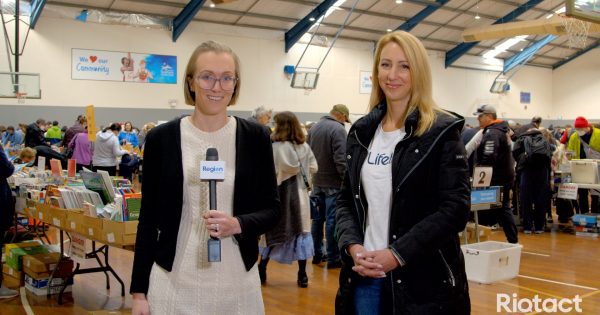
[291,71,319,89]
[566,0,600,24]
[0,72,41,98]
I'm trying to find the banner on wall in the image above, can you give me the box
[72,49,177,84]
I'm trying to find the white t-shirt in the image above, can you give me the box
[362,124,406,251]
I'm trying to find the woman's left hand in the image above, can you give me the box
[366,249,400,273]
[203,210,242,238]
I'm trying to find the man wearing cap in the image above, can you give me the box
[567,116,600,213]
[473,105,519,243]
[307,104,350,268]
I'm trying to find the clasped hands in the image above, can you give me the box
[348,244,400,278]
[203,210,241,238]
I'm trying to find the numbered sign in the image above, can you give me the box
[472,166,493,188]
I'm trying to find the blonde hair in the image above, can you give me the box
[369,31,439,136]
[19,147,37,161]
[183,41,241,106]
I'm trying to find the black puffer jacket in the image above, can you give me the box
[335,103,471,315]
[475,121,515,185]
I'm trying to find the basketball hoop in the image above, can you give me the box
[16,92,27,104]
[560,15,591,49]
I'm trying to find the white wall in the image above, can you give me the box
[430,52,554,120]
[0,13,558,120]
[553,48,600,120]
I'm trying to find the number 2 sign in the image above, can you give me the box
[472,166,493,187]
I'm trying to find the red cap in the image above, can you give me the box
[574,116,589,128]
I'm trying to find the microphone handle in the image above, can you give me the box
[209,180,217,210]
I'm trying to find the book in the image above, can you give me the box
[49,159,62,177]
[67,159,76,178]
[80,171,112,205]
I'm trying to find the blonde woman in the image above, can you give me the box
[335,31,471,314]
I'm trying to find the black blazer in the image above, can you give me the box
[130,116,280,294]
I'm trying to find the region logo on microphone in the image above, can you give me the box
[200,161,226,180]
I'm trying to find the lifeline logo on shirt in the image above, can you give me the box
[366,152,393,165]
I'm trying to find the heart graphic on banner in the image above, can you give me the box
[89,56,97,63]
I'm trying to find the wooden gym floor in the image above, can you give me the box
[1,221,599,315]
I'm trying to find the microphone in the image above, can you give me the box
[206,148,218,210]
[200,147,226,262]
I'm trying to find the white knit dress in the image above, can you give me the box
[147,117,264,315]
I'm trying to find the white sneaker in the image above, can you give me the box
[0,286,18,299]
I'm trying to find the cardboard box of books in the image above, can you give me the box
[102,220,138,245]
[24,274,72,296]
[22,252,61,273]
[2,264,24,286]
[48,207,68,229]
[82,215,105,240]
[66,210,85,234]
[5,241,49,271]
[36,203,51,222]
[2,272,21,288]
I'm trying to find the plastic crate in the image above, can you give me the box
[461,241,522,284]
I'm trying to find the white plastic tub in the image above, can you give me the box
[461,241,523,284]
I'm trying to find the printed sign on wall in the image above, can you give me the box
[72,49,177,84]
[359,71,372,94]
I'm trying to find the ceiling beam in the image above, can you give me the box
[445,0,543,68]
[396,0,448,32]
[30,0,47,29]
[553,39,600,69]
[284,0,338,53]
[172,0,207,42]
[503,34,557,73]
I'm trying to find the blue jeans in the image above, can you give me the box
[354,277,384,315]
[310,186,340,263]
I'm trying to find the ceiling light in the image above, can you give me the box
[483,35,527,59]
[387,28,392,32]
[309,17,316,21]
[209,3,215,8]
[395,0,403,3]
[475,14,480,20]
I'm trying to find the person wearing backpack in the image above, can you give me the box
[567,116,600,213]
[513,129,553,233]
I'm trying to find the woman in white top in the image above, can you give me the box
[92,123,129,176]
[258,111,317,288]
[130,41,280,315]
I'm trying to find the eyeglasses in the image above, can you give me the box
[194,74,238,91]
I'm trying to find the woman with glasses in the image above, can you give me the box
[130,41,280,315]
[335,31,471,314]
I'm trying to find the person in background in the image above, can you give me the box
[93,123,129,176]
[130,40,280,315]
[69,131,93,172]
[63,115,87,151]
[307,104,349,268]
[119,121,139,148]
[2,126,24,147]
[512,116,542,140]
[258,111,317,288]
[13,147,36,165]
[25,119,48,148]
[137,122,156,150]
[248,106,273,134]
[45,121,62,145]
[0,126,5,140]
[512,128,553,234]
[473,105,519,244]
[567,116,600,213]
[0,149,18,299]
[335,31,470,314]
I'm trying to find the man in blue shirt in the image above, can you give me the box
[1,126,24,147]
